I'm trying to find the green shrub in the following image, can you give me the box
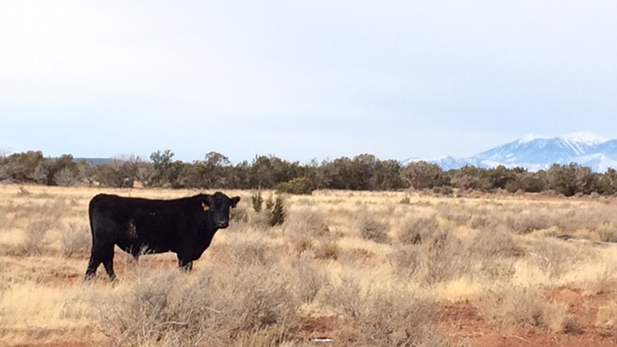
[433,185,453,196]
[251,191,264,212]
[265,194,274,211]
[275,176,314,195]
[268,195,286,227]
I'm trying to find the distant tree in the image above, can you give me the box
[5,151,44,182]
[149,150,184,187]
[54,167,79,186]
[32,158,53,184]
[96,155,144,188]
[598,168,617,195]
[186,151,233,188]
[374,159,404,190]
[304,158,324,189]
[352,154,378,190]
[0,157,7,181]
[135,161,155,187]
[486,165,516,190]
[50,154,79,186]
[451,166,492,191]
[575,165,599,195]
[205,151,231,167]
[505,168,546,193]
[276,176,314,195]
[79,161,99,186]
[54,154,78,174]
[322,157,354,189]
[401,161,445,190]
[546,164,581,196]
[249,155,299,189]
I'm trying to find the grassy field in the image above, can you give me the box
[2,185,617,346]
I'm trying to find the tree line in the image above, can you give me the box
[1,149,617,197]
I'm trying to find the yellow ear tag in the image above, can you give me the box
[201,202,210,212]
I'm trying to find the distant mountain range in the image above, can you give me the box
[403,132,617,172]
[73,158,111,165]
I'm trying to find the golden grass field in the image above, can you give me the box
[2,184,617,346]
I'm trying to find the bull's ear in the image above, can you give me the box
[230,196,240,208]
[201,201,210,212]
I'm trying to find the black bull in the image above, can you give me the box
[85,192,240,280]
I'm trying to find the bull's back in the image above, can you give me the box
[88,194,186,251]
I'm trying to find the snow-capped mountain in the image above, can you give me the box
[404,132,617,172]
[404,156,482,171]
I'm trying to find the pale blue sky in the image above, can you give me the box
[1,1,616,163]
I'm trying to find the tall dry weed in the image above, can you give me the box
[229,204,250,225]
[325,279,460,346]
[17,220,52,256]
[324,276,366,319]
[598,223,617,243]
[596,302,617,333]
[0,213,7,232]
[505,211,553,234]
[290,254,329,304]
[421,229,469,285]
[313,240,340,260]
[397,215,439,245]
[286,209,329,237]
[590,265,617,294]
[92,263,301,347]
[473,286,570,333]
[529,238,584,280]
[470,226,524,258]
[390,246,422,278]
[60,223,91,257]
[358,217,389,244]
[228,240,279,266]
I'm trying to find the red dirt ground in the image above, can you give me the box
[291,287,617,346]
[293,287,617,347]
[439,287,617,347]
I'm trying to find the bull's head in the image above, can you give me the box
[201,192,240,229]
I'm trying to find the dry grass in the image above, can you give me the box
[59,222,91,258]
[2,185,617,346]
[473,286,570,333]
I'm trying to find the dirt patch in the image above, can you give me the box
[441,290,617,347]
[547,287,615,332]
[0,256,82,286]
[470,333,616,347]
[547,287,587,306]
[440,301,486,339]
[296,316,339,340]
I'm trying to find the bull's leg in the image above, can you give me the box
[85,239,110,280]
[100,243,117,281]
[85,252,101,280]
[178,257,193,272]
